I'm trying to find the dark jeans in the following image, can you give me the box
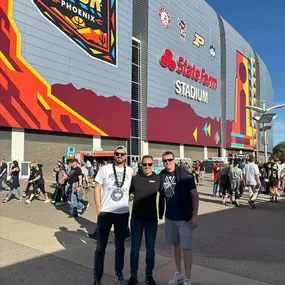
[52,184,67,203]
[25,182,34,195]
[0,174,9,191]
[94,212,129,282]
[212,180,219,196]
[130,218,157,278]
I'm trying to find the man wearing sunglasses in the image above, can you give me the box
[128,155,160,285]
[159,151,199,285]
[94,145,134,285]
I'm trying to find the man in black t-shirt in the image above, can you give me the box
[0,158,9,191]
[128,155,160,285]
[69,159,89,217]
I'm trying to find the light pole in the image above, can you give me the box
[245,102,285,162]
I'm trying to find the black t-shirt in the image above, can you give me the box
[69,166,82,185]
[0,162,8,176]
[35,169,44,185]
[130,173,160,223]
[29,168,37,180]
[270,162,279,179]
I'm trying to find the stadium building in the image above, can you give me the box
[0,0,274,178]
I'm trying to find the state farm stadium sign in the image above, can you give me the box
[159,49,218,104]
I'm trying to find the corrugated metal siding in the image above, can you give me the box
[133,0,149,140]
[184,145,204,161]
[13,0,133,102]
[257,54,274,153]
[148,142,180,158]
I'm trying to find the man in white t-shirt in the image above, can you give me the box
[94,145,133,285]
[243,156,261,208]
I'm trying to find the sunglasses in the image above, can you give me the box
[163,158,174,163]
[115,152,126,157]
[142,163,153,167]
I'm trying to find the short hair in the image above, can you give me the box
[249,156,254,163]
[70,159,78,163]
[141,155,153,162]
[1,158,5,161]
[162,151,175,158]
[233,159,239,166]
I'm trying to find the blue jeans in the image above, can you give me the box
[70,190,87,216]
[7,187,22,200]
[130,218,157,277]
[0,175,10,192]
[213,180,219,196]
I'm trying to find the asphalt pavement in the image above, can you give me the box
[0,175,284,285]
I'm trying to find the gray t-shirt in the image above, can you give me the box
[243,163,260,186]
[229,167,243,182]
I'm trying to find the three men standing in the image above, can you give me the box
[93,149,199,285]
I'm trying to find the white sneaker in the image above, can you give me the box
[44,199,51,203]
[25,199,31,204]
[184,280,192,285]
[169,273,184,285]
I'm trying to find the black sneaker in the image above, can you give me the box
[87,232,97,240]
[145,276,156,285]
[93,279,101,285]
[128,276,138,285]
[115,273,126,285]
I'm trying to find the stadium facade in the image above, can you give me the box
[0,0,274,177]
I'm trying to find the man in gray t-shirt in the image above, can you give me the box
[229,160,243,207]
[243,157,260,208]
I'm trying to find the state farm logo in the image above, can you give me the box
[160,49,176,70]
[159,49,218,90]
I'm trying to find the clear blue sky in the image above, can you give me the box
[206,0,285,147]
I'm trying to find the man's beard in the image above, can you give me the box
[115,158,125,166]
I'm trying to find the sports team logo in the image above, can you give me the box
[178,18,187,42]
[158,7,171,28]
[210,44,216,59]
[33,0,117,66]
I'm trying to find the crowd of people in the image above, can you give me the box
[1,150,285,285]
[212,156,285,207]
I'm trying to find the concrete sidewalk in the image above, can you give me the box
[0,177,284,285]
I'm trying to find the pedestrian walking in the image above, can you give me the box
[23,163,36,198]
[0,158,10,191]
[93,145,133,285]
[3,161,22,203]
[68,159,89,217]
[159,151,199,285]
[128,155,160,285]
[219,162,231,205]
[243,156,261,208]
[25,164,50,204]
[229,159,243,207]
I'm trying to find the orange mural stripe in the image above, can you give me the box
[6,0,108,137]
[37,92,51,110]
[0,104,20,127]
[11,97,38,129]
[0,51,16,71]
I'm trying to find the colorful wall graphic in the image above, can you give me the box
[227,51,257,149]
[0,0,131,138]
[33,0,117,65]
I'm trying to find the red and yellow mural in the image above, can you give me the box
[226,51,257,149]
[0,0,130,138]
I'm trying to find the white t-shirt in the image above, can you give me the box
[95,164,133,214]
[243,162,260,186]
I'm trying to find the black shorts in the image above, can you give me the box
[269,178,278,188]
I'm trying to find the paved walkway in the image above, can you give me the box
[0,176,284,285]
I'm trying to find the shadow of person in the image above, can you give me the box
[54,226,91,249]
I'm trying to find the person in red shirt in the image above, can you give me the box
[212,161,220,197]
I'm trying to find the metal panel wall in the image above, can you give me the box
[148,142,180,158]
[147,0,222,147]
